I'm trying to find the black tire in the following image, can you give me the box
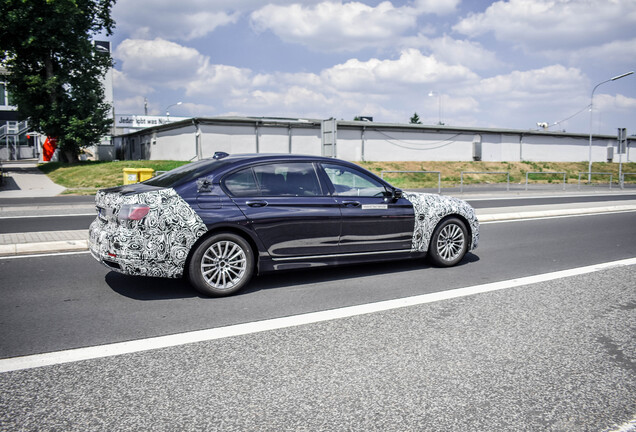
[188,233,254,297]
[427,217,468,267]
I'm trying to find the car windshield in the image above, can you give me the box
[144,159,228,188]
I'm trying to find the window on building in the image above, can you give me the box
[0,83,6,106]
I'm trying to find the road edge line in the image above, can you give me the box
[2,257,636,374]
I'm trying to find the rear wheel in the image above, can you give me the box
[428,217,468,267]
[188,233,254,297]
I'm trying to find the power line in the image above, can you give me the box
[371,129,464,151]
[545,104,591,130]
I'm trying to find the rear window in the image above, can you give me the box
[144,159,228,188]
[224,168,259,196]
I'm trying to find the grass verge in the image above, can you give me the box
[359,161,636,189]
[38,159,636,194]
[39,160,189,194]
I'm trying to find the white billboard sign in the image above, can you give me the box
[115,115,189,129]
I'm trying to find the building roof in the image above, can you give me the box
[114,115,623,141]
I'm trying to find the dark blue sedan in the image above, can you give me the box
[89,153,479,296]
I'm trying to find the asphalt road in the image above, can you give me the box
[2,192,636,234]
[1,212,635,431]
[2,212,636,358]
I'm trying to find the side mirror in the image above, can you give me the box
[393,188,403,200]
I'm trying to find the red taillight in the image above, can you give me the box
[118,204,150,221]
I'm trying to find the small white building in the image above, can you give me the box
[112,116,633,163]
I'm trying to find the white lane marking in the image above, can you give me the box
[0,213,95,219]
[480,209,636,224]
[1,257,635,373]
[465,192,636,201]
[606,417,636,432]
[0,251,91,260]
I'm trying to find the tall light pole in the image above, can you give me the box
[428,91,443,125]
[588,71,633,182]
[165,101,182,121]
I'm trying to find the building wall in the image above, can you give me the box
[290,127,321,155]
[152,125,197,160]
[114,118,634,163]
[200,124,257,156]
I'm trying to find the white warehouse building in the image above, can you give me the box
[111,116,633,163]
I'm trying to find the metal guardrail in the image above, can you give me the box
[525,171,567,191]
[577,172,613,190]
[620,172,636,189]
[376,169,630,194]
[461,171,509,193]
[381,170,441,194]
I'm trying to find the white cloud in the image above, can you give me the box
[185,64,254,98]
[250,1,418,52]
[113,0,239,41]
[454,0,636,52]
[595,93,636,111]
[320,49,479,92]
[552,38,636,66]
[401,34,503,70]
[412,0,461,15]
[112,69,154,96]
[114,95,149,115]
[114,38,205,88]
[449,64,594,130]
[469,64,587,99]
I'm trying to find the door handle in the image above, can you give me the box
[342,200,361,207]
[246,200,268,208]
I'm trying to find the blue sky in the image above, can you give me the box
[107,0,636,135]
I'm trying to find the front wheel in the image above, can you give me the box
[188,233,254,297]
[428,217,468,267]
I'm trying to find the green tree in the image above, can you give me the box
[410,112,422,124]
[0,0,115,161]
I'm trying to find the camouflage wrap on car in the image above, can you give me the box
[403,192,479,253]
[89,188,207,278]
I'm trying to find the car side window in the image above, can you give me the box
[223,168,259,197]
[322,163,389,197]
[253,163,322,196]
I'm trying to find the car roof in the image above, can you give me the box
[203,153,360,175]
[215,153,337,163]
[158,153,389,189]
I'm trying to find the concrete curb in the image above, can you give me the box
[1,205,635,257]
[0,240,89,257]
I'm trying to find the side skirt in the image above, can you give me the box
[258,249,426,273]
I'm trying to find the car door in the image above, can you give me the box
[320,163,414,254]
[224,162,342,258]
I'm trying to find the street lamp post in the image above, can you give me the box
[428,91,443,125]
[587,71,633,183]
[165,101,182,121]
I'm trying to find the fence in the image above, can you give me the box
[380,170,441,194]
[622,173,636,187]
[379,169,631,194]
[577,172,613,190]
[460,171,510,193]
[0,120,34,161]
[525,172,567,191]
